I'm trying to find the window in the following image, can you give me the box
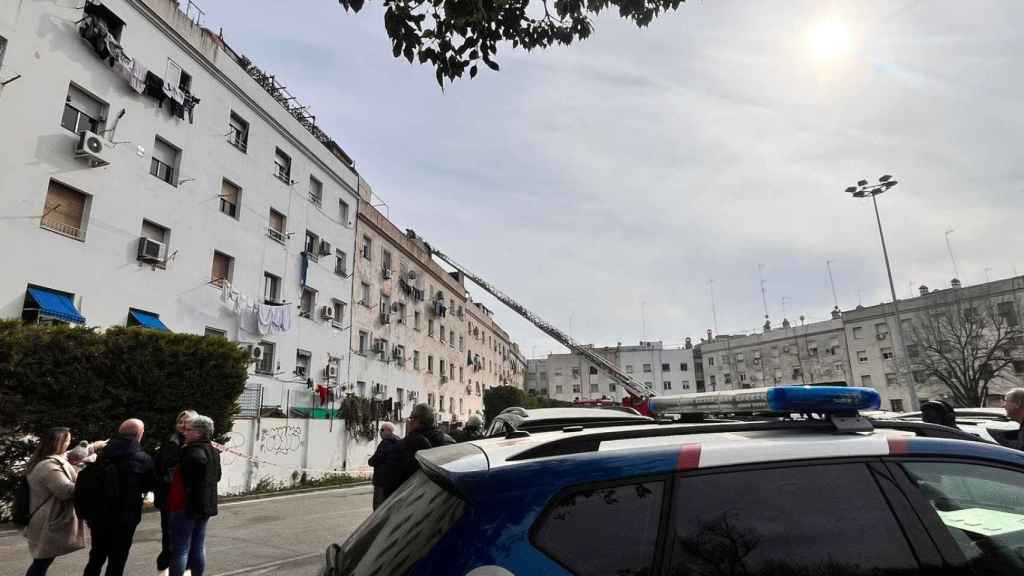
[710,375,717,387]
[807,341,818,356]
[414,311,422,330]
[273,148,291,183]
[643,363,652,373]
[439,395,445,411]
[572,367,580,379]
[308,176,323,206]
[1015,360,1024,374]
[875,322,890,338]
[439,324,446,343]
[459,366,464,383]
[902,461,1024,575]
[150,137,179,185]
[268,209,287,243]
[857,350,869,363]
[668,464,919,576]
[449,330,455,347]
[304,230,320,260]
[203,326,226,338]
[263,272,281,304]
[227,112,248,152]
[890,399,904,412]
[40,180,89,240]
[362,235,372,260]
[357,381,366,397]
[331,300,346,327]
[382,250,393,273]
[724,373,732,384]
[663,380,672,391]
[534,480,663,576]
[210,251,233,287]
[609,383,617,392]
[681,380,689,390]
[680,362,688,371]
[881,347,894,360]
[335,249,348,276]
[998,301,1020,327]
[299,287,316,318]
[885,372,898,387]
[295,349,311,378]
[358,331,369,354]
[339,200,350,225]
[256,341,275,374]
[708,356,715,366]
[740,372,747,382]
[907,343,921,358]
[589,383,599,393]
[427,393,435,408]
[572,383,581,393]
[662,363,671,372]
[555,384,564,394]
[853,326,864,340]
[459,336,464,351]
[360,283,371,306]
[0,35,6,70]
[413,350,420,370]
[861,374,872,387]
[140,219,169,260]
[626,365,634,374]
[61,84,104,134]
[427,355,434,373]
[220,179,240,219]
[428,319,435,337]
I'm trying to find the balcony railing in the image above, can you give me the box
[267,227,286,244]
[40,217,84,240]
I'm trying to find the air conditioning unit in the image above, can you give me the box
[877,333,888,340]
[318,240,332,256]
[75,130,111,166]
[137,237,164,262]
[324,364,338,379]
[753,358,760,365]
[382,268,393,279]
[320,305,335,320]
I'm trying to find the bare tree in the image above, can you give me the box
[904,292,1024,407]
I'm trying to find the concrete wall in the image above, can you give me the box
[219,417,406,495]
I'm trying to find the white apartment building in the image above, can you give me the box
[0,0,361,414]
[530,341,699,403]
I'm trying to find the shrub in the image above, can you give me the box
[482,385,572,425]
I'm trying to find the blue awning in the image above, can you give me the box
[26,287,86,325]
[129,309,170,331]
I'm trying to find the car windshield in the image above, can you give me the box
[332,471,466,576]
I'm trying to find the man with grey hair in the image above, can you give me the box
[396,403,455,489]
[155,409,198,575]
[1004,388,1024,449]
[368,422,402,508]
[166,414,221,576]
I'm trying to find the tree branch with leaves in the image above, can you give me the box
[335,0,690,86]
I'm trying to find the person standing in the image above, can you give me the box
[454,415,484,442]
[167,415,221,576]
[81,419,156,576]
[154,410,197,575]
[396,404,455,489]
[367,422,402,509]
[1004,388,1024,448]
[23,428,104,576]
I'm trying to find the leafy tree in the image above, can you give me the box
[335,0,690,85]
[903,294,1024,407]
[483,384,571,424]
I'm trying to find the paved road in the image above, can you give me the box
[0,485,373,576]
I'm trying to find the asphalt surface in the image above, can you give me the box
[0,485,373,576]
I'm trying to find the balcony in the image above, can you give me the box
[40,217,84,241]
[267,227,286,244]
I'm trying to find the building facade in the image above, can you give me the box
[0,0,363,415]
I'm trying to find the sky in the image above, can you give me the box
[205,0,1024,358]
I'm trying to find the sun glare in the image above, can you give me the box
[808,19,852,62]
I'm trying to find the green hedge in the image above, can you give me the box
[0,320,248,519]
[482,385,572,425]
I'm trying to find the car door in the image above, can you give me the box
[886,457,1024,576]
[662,459,940,575]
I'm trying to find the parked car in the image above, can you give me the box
[483,406,652,437]
[882,406,1020,447]
[322,387,1024,576]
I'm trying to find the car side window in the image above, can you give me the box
[668,463,919,575]
[533,480,665,576]
[901,461,1024,575]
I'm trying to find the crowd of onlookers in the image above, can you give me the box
[17,410,221,576]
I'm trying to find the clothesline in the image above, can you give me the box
[220,280,294,336]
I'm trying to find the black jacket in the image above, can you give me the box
[95,434,156,526]
[368,436,403,490]
[153,432,185,509]
[180,440,221,518]
[396,427,455,489]
[454,426,483,443]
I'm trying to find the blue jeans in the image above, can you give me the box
[168,511,210,576]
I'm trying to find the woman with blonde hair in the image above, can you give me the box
[154,410,198,575]
[23,427,105,576]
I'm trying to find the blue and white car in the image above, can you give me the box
[323,387,1024,576]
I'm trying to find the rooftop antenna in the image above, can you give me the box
[708,279,719,336]
[781,296,790,320]
[640,301,646,342]
[945,229,961,281]
[826,260,839,309]
[758,264,770,324]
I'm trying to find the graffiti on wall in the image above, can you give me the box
[219,430,248,466]
[259,425,303,455]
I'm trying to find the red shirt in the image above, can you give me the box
[165,467,187,513]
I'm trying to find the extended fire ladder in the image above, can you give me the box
[427,242,659,401]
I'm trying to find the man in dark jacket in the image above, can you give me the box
[1004,388,1024,449]
[396,404,455,489]
[167,414,221,576]
[454,415,484,442]
[153,409,196,574]
[82,418,156,576]
[368,422,402,509]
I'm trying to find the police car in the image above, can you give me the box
[322,386,1024,575]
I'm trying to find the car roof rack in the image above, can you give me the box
[505,418,984,462]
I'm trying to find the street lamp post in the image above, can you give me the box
[845,175,919,410]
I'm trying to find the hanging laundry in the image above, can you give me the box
[317,385,329,406]
[112,53,133,83]
[128,59,147,94]
[144,71,166,106]
[182,93,200,124]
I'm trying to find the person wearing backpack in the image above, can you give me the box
[153,410,197,576]
[79,419,156,576]
[166,414,221,576]
[22,427,105,576]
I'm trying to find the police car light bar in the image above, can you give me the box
[647,386,881,417]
